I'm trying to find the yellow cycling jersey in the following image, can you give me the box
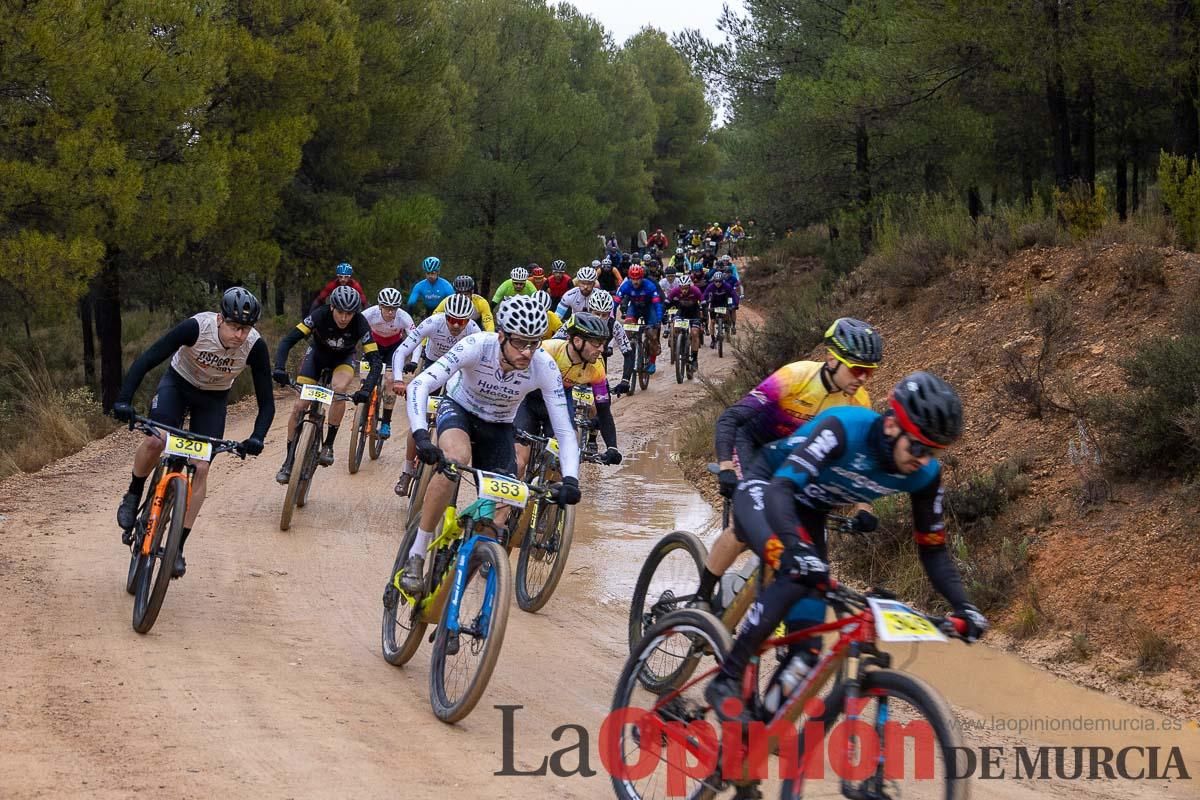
[540,337,606,387]
[543,310,563,340]
[742,360,871,442]
[434,293,494,332]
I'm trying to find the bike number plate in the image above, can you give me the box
[164,434,212,462]
[623,322,641,333]
[715,306,727,315]
[358,361,371,377]
[673,319,690,330]
[572,386,594,405]
[300,384,334,405]
[547,437,560,457]
[868,598,947,643]
[427,396,441,416]
[477,471,529,509]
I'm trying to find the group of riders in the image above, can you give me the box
[108,240,989,724]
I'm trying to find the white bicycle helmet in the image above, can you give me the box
[496,294,548,338]
[587,289,615,316]
[601,257,612,267]
[511,266,529,282]
[443,293,475,320]
[590,260,601,269]
[576,266,598,283]
[378,287,402,307]
[678,274,692,286]
[533,289,553,311]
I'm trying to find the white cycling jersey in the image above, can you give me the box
[391,313,481,373]
[553,310,631,354]
[554,286,594,320]
[170,312,261,391]
[406,332,580,479]
[362,304,414,349]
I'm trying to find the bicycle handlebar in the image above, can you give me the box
[823,581,969,641]
[129,415,247,459]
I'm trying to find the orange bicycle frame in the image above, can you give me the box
[141,468,193,556]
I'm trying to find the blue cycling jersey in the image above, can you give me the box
[616,278,663,326]
[407,277,454,313]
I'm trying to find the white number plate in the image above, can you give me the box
[300,384,334,405]
[868,598,947,643]
[572,386,594,405]
[358,361,371,378]
[673,319,690,330]
[477,471,529,509]
[623,322,641,333]
[164,434,212,462]
[715,306,728,315]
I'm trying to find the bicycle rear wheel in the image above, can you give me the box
[429,539,511,723]
[348,401,368,474]
[280,420,318,530]
[368,392,385,460]
[404,459,431,528]
[717,327,724,359]
[515,499,575,613]
[132,475,187,634]
[381,514,430,667]
[780,669,968,800]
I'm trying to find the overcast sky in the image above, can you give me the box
[560,0,743,46]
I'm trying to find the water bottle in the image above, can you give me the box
[762,655,812,715]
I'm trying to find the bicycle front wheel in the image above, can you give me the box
[515,500,575,613]
[368,393,385,460]
[675,332,686,384]
[780,669,968,800]
[638,338,651,390]
[280,420,318,530]
[348,402,367,474]
[132,475,187,634]
[429,539,512,723]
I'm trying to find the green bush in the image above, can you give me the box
[1158,150,1200,248]
[1053,181,1109,239]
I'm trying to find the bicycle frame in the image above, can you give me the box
[142,464,192,556]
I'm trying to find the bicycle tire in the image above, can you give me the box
[429,538,512,723]
[126,465,162,595]
[717,327,723,359]
[132,475,187,634]
[368,392,385,460]
[515,500,575,613]
[404,459,432,528]
[611,609,733,800]
[675,331,686,384]
[638,335,651,390]
[348,401,368,474]
[630,339,641,396]
[296,419,322,508]
[280,420,317,530]
[628,529,707,653]
[780,669,968,800]
[381,514,429,667]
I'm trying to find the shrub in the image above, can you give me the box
[1053,181,1108,239]
[1114,246,1167,293]
[1157,150,1200,248]
[1135,629,1180,673]
[945,455,1032,530]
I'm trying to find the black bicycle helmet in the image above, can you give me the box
[220,287,261,325]
[824,317,883,366]
[453,274,475,293]
[889,371,963,447]
[329,284,362,313]
[567,311,609,341]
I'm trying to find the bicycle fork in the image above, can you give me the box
[142,470,190,556]
[445,534,500,639]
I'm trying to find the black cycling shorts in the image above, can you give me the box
[298,346,356,383]
[732,478,830,562]
[435,397,516,476]
[149,368,229,439]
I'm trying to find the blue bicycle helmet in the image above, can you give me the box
[335,262,353,277]
[422,256,441,273]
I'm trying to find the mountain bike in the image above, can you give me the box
[624,321,648,394]
[665,308,679,365]
[673,317,694,384]
[712,301,732,359]
[571,384,600,458]
[510,429,607,613]
[279,373,352,531]
[381,458,548,723]
[347,363,389,474]
[123,415,246,633]
[611,585,971,800]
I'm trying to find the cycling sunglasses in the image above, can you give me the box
[828,349,878,379]
[506,336,541,353]
[903,434,942,459]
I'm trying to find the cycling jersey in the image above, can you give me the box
[546,274,573,305]
[406,332,580,478]
[544,310,563,340]
[281,304,376,358]
[169,312,262,391]
[552,312,630,353]
[407,277,455,313]
[597,267,623,293]
[540,337,606,388]
[715,360,869,463]
[392,313,481,372]
[555,286,595,320]
[616,278,663,326]
[491,279,536,306]
[433,293,494,332]
[667,284,704,319]
[703,280,739,308]
[659,277,682,297]
[362,304,415,349]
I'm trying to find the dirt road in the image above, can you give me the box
[1,313,1197,799]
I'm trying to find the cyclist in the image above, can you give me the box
[310,261,367,311]
[669,247,688,271]
[666,273,704,372]
[705,372,989,717]
[703,269,740,345]
[492,265,537,305]
[361,288,414,439]
[554,265,599,322]
[112,288,274,578]
[390,293,481,496]
[553,288,633,390]
[546,260,573,306]
[529,265,547,293]
[433,275,494,331]
[597,257,623,293]
[647,227,669,251]
[616,264,663,374]
[273,285,382,480]
[396,295,583,595]
[659,265,682,300]
[406,256,454,318]
[711,253,741,285]
[515,312,622,478]
[692,318,882,610]
[533,289,564,339]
